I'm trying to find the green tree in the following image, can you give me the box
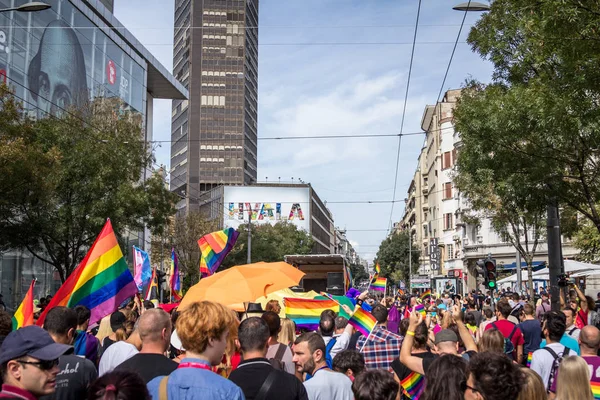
[348,263,369,285]
[375,231,419,284]
[459,0,600,234]
[223,222,314,268]
[0,86,177,282]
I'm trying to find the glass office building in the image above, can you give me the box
[0,0,187,309]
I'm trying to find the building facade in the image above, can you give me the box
[0,0,187,309]
[400,89,579,293]
[197,183,335,254]
[170,0,259,212]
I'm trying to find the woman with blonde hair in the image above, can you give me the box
[517,368,547,400]
[278,317,296,347]
[478,328,505,355]
[554,356,594,400]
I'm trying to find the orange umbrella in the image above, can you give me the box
[178,261,305,311]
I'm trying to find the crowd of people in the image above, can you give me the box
[0,285,599,399]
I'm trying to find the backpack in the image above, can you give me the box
[325,337,337,369]
[491,322,517,356]
[268,343,287,371]
[543,346,571,390]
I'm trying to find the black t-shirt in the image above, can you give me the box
[348,331,362,352]
[391,352,435,400]
[421,350,476,374]
[229,358,308,400]
[114,353,178,383]
[40,355,98,400]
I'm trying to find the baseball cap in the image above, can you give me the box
[434,329,458,345]
[170,330,185,351]
[0,326,72,364]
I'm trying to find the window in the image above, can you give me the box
[447,244,454,260]
[443,213,453,230]
[442,151,452,169]
[443,182,452,200]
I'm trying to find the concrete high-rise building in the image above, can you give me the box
[170,0,259,213]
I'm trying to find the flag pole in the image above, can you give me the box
[359,324,377,353]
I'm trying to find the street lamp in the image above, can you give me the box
[0,2,51,13]
[452,1,491,11]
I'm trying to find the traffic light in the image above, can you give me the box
[484,258,497,290]
[475,259,486,286]
[157,270,167,287]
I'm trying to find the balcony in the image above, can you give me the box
[422,183,429,194]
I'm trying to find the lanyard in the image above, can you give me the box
[178,362,212,371]
[313,366,329,376]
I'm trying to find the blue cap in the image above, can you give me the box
[0,326,72,364]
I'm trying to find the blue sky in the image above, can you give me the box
[114,0,493,263]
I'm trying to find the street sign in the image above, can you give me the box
[429,238,440,271]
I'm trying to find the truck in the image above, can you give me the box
[284,254,348,295]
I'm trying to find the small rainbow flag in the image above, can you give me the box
[343,265,353,292]
[37,219,138,326]
[285,298,339,331]
[526,352,533,368]
[591,381,600,399]
[420,290,431,302]
[371,263,381,283]
[145,268,159,301]
[169,248,182,302]
[370,277,387,292]
[198,228,239,278]
[348,306,377,337]
[414,304,426,317]
[12,280,35,330]
[400,371,425,399]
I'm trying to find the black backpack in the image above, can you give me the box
[491,322,517,356]
[268,343,287,371]
[543,346,571,391]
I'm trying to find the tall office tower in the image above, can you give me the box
[171,0,259,213]
[99,0,114,13]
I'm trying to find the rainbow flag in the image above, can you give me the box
[371,263,381,283]
[348,306,377,337]
[37,219,137,326]
[285,297,339,331]
[414,304,426,317]
[591,381,600,399]
[319,292,340,305]
[343,265,353,292]
[526,352,533,368]
[12,280,35,330]
[169,248,182,302]
[401,371,425,399]
[145,268,159,301]
[198,228,239,278]
[370,277,387,292]
[420,290,431,302]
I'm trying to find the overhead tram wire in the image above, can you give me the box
[436,0,472,102]
[387,0,422,235]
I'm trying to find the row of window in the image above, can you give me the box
[200,145,243,150]
[441,149,458,170]
[201,70,244,77]
[201,95,226,106]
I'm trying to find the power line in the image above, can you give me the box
[388,0,422,235]
[436,0,471,102]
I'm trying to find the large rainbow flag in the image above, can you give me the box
[370,277,387,292]
[169,248,182,301]
[198,228,239,278]
[285,297,339,331]
[348,306,377,337]
[12,279,35,330]
[37,219,137,326]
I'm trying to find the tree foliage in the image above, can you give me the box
[375,231,420,283]
[0,86,177,282]
[348,263,369,285]
[223,222,314,268]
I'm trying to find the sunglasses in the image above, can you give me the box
[17,359,59,371]
[460,381,481,394]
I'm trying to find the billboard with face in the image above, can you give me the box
[0,0,145,118]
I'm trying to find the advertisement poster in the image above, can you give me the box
[435,278,458,296]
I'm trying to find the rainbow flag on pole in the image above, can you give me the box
[343,265,353,292]
[12,280,35,330]
[36,219,138,326]
[284,298,339,331]
[169,248,182,301]
[348,306,377,337]
[420,290,431,302]
[371,263,381,283]
[400,371,425,399]
[198,228,239,278]
[370,277,387,292]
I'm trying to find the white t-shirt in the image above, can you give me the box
[530,342,571,390]
[304,369,353,400]
[98,341,138,376]
[565,325,581,341]
[266,342,295,375]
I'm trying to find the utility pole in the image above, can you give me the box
[516,249,522,294]
[247,209,252,264]
[546,199,564,311]
[408,232,412,292]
